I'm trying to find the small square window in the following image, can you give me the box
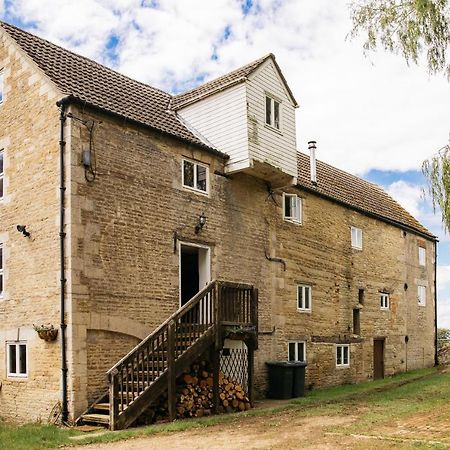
[418,246,426,267]
[7,342,27,377]
[283,193,302,224]
[182,159,209,194]
[380,293,390,310]
[288,341,306,362]
[297,285,311,311]
[265,95,280,130]
[418,285,426,306]
[351,226,362,250]
[336,344,350,367]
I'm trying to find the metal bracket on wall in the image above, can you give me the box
[264,249,286,271]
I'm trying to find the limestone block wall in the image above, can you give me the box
[67,104,436,416]
[0,30,63,422]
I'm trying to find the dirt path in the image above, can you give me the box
[71,411,368,450]
[72,403,450,450]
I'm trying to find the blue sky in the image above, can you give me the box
[1,0,450,326]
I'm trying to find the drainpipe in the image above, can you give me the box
[56,96,70,424]
[434,240,438,366]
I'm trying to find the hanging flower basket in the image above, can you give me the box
[33,324,58,342]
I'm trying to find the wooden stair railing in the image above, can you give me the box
[78,280,258,430]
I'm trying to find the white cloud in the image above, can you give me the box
[386,180,423,218]
[2,0,448,177]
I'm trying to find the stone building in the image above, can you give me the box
[0,21,437,428]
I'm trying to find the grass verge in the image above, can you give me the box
[0,366,446,449]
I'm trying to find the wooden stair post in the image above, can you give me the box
[167,320,176,421]
[109,369,119,430]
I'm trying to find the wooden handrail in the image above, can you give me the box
[107,281,217,376]
[105,279,258,429]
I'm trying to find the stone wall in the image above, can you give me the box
[0,30,63,422]
[67,105,436,417]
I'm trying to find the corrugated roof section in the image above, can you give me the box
[297,153,435,239]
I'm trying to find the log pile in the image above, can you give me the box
[151,360,252,421]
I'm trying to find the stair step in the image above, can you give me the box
[81,413,110,425]
[94,402,127,412]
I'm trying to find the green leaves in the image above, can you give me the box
[350,0,450,79]
[422,144,450,232]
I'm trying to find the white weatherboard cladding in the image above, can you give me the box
[246,60,297,178]
[177,83,249,166]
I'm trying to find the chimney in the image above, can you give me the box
[308,140,317,185]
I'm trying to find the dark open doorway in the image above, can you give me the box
[179,243,211,307]
[373,338,385,380]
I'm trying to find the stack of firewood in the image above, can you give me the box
[151,360,252,421]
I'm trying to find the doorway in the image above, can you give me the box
[179,243,211,307]
[373,339,385,380]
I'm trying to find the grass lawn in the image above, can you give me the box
[0,366,448,450]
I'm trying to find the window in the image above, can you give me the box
[0,244,3,296]
[418,285,426,306]
[418,246,426,266]
[283,193,302,223]
[0,69,3,103]
[336,344,350,367]
[7,342,27,377]
[380,293,390,310]
[0,149,4,199]
[182,159,208,194]
[351,226,362,250]
[265,95,280,129]
[297,284,311,311]
[288,341,306,362]
[353,309,360,335]
[358,288,365,305]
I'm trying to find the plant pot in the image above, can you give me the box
[226,332,245,341]
[37,329,58,342]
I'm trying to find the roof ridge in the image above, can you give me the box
[172,53,273,100]
[0,20,170,97]
[170,53,275,110]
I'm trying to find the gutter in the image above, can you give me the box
[56,96,69,424]
[297,183,437,242]
[58,95,229,161]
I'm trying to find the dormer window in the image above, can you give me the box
[265,95,280,129]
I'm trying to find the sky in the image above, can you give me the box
[1,0,450,326]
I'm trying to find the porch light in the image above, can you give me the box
[195,212,207,234]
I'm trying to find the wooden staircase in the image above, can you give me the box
[77,280,258,430]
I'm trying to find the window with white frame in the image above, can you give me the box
[297,284,311,311]
[7,341,27,377]
[380,292,390,310]
[288,341,306,362]
[418,246,426,266]
[336,344,350,367]
[182,159,208,194]
[0,243,3,296]
[418,285,426,306]
[351,226,363,250]
[0,69,4,104]
[0,149,4,199]
[283,193,302,223]
[265,95,280,129]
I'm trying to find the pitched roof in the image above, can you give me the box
[0,21,224,155]
[171,53,298,110]
[297,153,435,239]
